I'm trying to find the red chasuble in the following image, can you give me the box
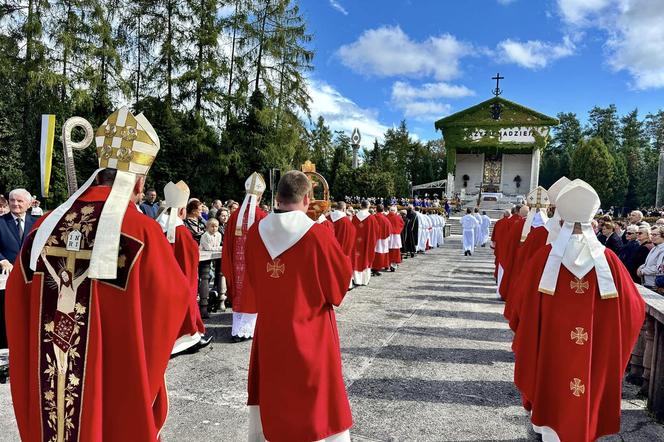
[371,213,391,270]
[498,217,526,299]
[331,216,357,258]
[5,186,190,442]
[243,219,354,442]
[387,212,405,264]
[172,224,205,338]
[352,213,378,272]
[221,207,267,313]
[491,216,511,278]
[513,247,645,442]
[503,225,548,327]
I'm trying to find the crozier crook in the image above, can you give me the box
[62,117,94,196]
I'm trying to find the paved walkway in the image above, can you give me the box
[1,237,663,441]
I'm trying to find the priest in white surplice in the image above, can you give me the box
[473,208,482,247]
[480,211,491,247]
[461,208,480,256]
[415,208,430,252]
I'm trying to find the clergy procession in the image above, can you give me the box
[5,1,664,440]
[0,107,661,442]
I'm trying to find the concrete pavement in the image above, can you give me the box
[1,236,663,441]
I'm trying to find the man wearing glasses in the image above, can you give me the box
[637,226,664,288]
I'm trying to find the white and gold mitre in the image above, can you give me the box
[95,106,160,175]
[547,176,571,206]
[164,181,190,209]
[556,179,600,223]
[245,172,266,196]
[526,186,550,210]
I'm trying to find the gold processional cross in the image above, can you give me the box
[44,232,92,442]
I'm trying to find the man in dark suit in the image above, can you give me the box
[0,188,36,349]
[602,221,624,256]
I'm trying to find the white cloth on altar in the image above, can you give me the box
[248,406,351,442]
[232,312,257,338]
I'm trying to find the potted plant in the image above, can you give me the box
[462,174,470,188]
[513,175,522,188]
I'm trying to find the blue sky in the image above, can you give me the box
[299,0,664,147]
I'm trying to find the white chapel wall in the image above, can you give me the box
[455,153,484,194]
[501,153,532,196]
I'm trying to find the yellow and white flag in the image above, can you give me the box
[40,114,56,198]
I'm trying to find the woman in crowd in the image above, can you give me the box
[215,207,230,242]
[630,225,655,283]
[637,225,664,289]
[184,200,207,244]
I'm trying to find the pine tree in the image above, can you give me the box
[619,110,646,209]
[571,138,615,208]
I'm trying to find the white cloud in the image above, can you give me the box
[558,0,664,89]
[329,0,348,15]
[392,81,474,101]
[497,36,575,69]
[390,81,473,121]
[307,79,389,146]
[557,0,612,25]
[497,0,517,5]
[337,26,472,80]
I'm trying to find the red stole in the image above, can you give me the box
[222,207,267,312]
[331,216,356,259]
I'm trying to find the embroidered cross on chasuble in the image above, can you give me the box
[19,201,140,442]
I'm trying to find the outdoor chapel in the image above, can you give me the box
[3,1,664,442]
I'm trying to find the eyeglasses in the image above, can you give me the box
[652,233,661,237]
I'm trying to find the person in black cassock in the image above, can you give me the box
[402,205,419,258]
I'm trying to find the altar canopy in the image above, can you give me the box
[434,96,558,198]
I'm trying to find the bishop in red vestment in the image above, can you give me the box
[505,178,571,331]
[6,107,189,442]
[371,205,391,274]
[491,209,511,280]
[498,205,529,300]
[512,180,645,442]
[243,171,353,442]
[156,181,208,354]
[502,186,550,324]
[352,201,379,286]
[222,172,268,340]
[387,206,405,267]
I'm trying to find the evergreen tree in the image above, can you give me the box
[308,115,333,175]
[619,109,646,209]
[571,138,615,207]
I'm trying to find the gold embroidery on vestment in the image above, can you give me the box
[570,378,585,397]
[571,327,588,345]
[267,258,285,278]
[570,277,589,294]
